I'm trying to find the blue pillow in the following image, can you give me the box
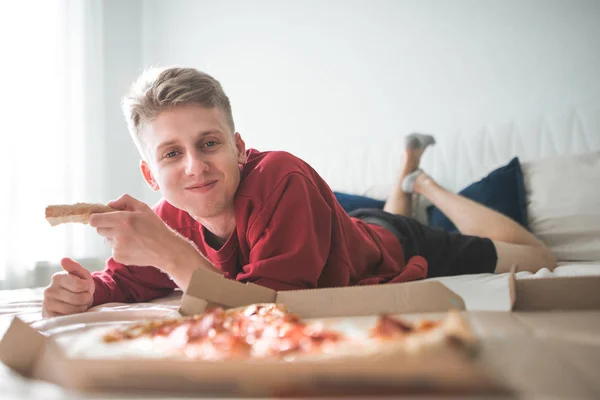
[333,192,386,214]
[427,157,529,232]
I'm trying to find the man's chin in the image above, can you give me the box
[187,203,230,220]
[168,193,232,219]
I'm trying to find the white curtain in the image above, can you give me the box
[0,0,110,289]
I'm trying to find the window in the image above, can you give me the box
[0,0,108,289]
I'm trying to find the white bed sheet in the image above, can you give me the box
[1,262,599,399]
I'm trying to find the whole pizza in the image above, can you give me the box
[98,304,476,361]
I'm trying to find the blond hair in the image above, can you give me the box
[122,66,235,157]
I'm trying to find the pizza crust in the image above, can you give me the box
[45,203,115,226]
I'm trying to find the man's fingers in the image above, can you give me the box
[43,270,94,318]
[107,194,146,212]
[43,298,88,316]
[53,271,93,293]
[50,286,93,306]
[89,194,150,228]
[59,274,93,293]
[96,227,117,239]
[88,211,128,229]
[60,258,93,281]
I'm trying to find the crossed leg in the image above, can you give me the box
[382,148,418,217]
[384,134,556,274]
[383,133,434,217]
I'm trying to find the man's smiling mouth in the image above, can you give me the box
[185,180,218,192]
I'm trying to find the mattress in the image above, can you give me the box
[1,262,599,399]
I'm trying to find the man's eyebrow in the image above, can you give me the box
[155,130,224,152]
[195,129,224,138]
[156,139,178,153]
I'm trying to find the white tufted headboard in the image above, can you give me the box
[302,102,600,200]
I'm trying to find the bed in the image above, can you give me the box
[2,261,600,398]
[1,103,600,398]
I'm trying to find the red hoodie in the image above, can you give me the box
[92,149,427,305]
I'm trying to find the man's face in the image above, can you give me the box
[140,105,246,219]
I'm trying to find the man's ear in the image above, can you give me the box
[140,160,160,191]
[234,132,246,164]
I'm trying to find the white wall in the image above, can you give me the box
[102,0,148,201]
[129,0,600,200]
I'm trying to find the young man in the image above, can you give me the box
[42,67,556,318]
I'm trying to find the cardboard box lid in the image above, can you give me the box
[508,265,600,311]
[180,268,466,317]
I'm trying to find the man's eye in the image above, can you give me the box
[165,151,180,158]
[204,141,218,148]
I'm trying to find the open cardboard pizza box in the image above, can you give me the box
[1,267,599,397]
[0,267,508,397]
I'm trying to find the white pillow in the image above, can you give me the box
[522,151,600,262]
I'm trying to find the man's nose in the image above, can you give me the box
[185,153,209,176]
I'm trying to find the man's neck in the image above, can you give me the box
[194,209,237,246]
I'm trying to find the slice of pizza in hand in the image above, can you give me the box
[45,203,115,227]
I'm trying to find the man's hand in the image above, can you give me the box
[42,258,95,318]
[89,195,218,285]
